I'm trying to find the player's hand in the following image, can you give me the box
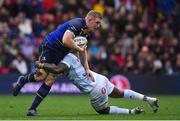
[35,68,41,75]
[77,45,87,52]
[35,61,44,69]
[86,69,95,82]
[34,67,48,81]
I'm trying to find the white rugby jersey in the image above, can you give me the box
[61,53,96,93]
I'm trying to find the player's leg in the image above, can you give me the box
[89,78,144,115]
[13,70,48,96]
[26,43,68,116]
[122,89,158,112]
[13,41,48,96]
[109,86,159,112]
[27,73,58,116]
[97,106,144,115]
[90,87,144,115]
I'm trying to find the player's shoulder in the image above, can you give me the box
[62,53,78,67]
[65,53,79,61]
[69,18,86,27]
[70,17,84,23]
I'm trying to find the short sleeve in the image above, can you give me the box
[60,55,72,68]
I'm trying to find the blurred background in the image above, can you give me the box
[0,0,180,95]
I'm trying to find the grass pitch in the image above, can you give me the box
[0,95,180,120]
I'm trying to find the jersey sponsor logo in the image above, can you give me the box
[101,87,106,94]
[41,56,46,62]
[110,75,131,91]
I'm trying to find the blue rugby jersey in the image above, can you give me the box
[45,18,92,52]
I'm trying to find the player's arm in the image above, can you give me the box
[79,47,88,70]
[62,30,85,52]
[36,61,68,74]
[79,48,94,81]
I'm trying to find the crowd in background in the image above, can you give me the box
[0,0,179,76]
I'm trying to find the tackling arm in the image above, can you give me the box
[36,62,69,74]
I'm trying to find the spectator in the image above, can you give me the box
[174,54,180,74]
[164,59,174,75]
[9,53,28,75]
[0,0,179,75]
[0,60,9,74]
[19,35,34,59]
[32,14,44,37]
[17,12,32,35]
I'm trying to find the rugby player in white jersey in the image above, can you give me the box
[35,51,159,115]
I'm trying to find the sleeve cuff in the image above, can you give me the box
[61,61,71,68]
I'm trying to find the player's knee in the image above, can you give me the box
[45,80,54,86]
[34,74,46,81]
[45,73,58,86]
[97,107,109,114]
[45,78,55,86]
[109,87,124,98]
[34,68,48,81]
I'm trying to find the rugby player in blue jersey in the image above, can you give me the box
[13,10,102,115]
[33,51,158,116]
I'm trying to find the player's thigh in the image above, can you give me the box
[44,73,59,86]
[39,41,68,64]
[37,41,66,82]
[89,80,108,112]
[106,78,115,95]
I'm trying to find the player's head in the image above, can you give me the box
[85,10,102,31]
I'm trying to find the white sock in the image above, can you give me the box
[109,106,129,114]
[124,89,144,100]
[146,96,156,102]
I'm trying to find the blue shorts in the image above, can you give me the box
[39,40,69,65]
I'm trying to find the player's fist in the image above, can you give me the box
[35,61,44,69]
[77,45,87,52]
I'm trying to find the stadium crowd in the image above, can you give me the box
[0,0,179,75]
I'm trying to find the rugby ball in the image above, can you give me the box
[74,36,87,46]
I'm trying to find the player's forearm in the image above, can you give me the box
[63,38,82,52]
[79,49,89,70]
[42,63,63,74]
[62,32,81,52]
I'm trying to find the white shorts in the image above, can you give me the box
[88,73,114,111]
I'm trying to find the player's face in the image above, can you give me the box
[87,17,101,31]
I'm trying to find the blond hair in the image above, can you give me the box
[86,10,103,19]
